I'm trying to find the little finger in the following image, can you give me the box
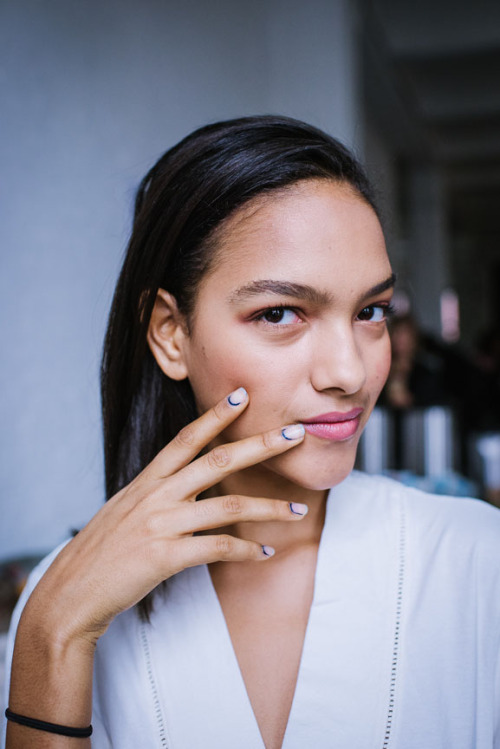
[172,534,276,570]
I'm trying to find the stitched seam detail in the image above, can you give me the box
[140,621,168,748]
[382,499,406,749]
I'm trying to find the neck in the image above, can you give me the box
[209,465,328,554]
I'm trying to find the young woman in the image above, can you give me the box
[4,116,500,749]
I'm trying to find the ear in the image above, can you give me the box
[147,289,189,381]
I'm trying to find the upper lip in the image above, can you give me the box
[302,408,364,424]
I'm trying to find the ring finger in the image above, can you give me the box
[173,494,309,534]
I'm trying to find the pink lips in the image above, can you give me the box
[302,408,364,442]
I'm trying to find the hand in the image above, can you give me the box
[23,388,306,648]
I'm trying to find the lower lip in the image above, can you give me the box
[303,417,361,441]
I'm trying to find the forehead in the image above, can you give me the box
[201,179,390,298]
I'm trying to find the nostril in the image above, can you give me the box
[311,344,366,394]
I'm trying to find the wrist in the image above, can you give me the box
[9,603,95,728]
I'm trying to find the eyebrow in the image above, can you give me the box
[229,280,332,306]
[366,272,397,297]
[228,273,396,305]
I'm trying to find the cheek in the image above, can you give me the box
[187,345,243,412]
[186,328,303,437]
[369,336,392,394]
[185,329,282,414]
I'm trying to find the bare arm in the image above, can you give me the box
[6,389,306,747]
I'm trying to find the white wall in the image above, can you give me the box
[0,0,362,559]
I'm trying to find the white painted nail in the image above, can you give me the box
[281,423,305,440]
[227,387,248,406]
[290,502,308,516]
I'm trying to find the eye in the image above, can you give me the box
[357,303,394,322]
[256,306,301,325]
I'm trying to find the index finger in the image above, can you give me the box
[172,421,306,498]
[148,387,250,478]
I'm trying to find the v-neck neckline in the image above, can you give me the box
[144,472,405,749]
[202,494,330,748]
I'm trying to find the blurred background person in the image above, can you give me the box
[383,314,447,409]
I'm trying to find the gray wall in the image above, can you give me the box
[0,0,361,559]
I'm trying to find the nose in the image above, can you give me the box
[310,323,366,395]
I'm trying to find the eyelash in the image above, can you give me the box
[357,302,396,322]
[252,303,395,326]
[253,306,301,325]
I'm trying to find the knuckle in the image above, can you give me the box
[194,498,215,519]
[262,500,283,521]
[181,536,200,563]
[212,399,228,423]
[207,445,231,470]
[215,534,235,558]
[143,511,163,540]
[222,494,243,515]
[174,423,197,448]
[144,536,166,567]
[260,430,275,451]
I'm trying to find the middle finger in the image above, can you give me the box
[173,423,305,498]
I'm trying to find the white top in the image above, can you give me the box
[3,471,500,748]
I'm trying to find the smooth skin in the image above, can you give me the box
[7,393,306,747]
[7,180,393,749]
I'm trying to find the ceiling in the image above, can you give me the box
[363,0,500,236]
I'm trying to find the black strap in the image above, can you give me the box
[5,708,93,738]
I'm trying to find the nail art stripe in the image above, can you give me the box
[262,545,275,557]
[227,388,247,406]
[281,424,305,440]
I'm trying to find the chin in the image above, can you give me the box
[265,440,358,492]
[284,475,351,492]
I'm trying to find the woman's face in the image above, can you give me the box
[181,179,393,491]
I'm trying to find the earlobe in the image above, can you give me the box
[147,289,189,381]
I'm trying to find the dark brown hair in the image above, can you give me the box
[101,115,378,506]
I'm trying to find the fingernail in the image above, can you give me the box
[290,502,308,516]
[281,423,305,441]
[262,545,275,557]
[227,387,248,406]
